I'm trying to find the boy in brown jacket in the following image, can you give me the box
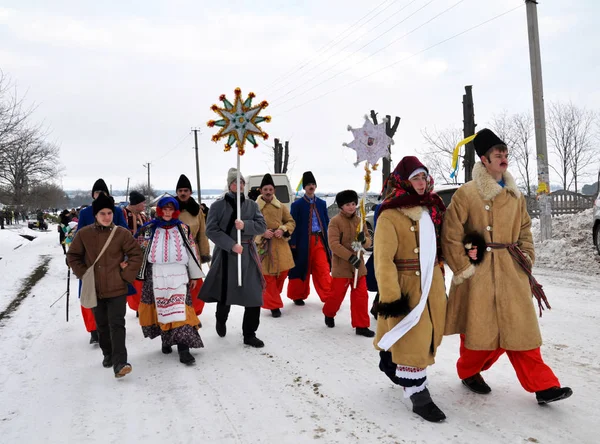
[67,193,143,378]
[323,190,374,337]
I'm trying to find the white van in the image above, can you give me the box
[244,173,295,209]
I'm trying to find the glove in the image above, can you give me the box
[200,255,212,264]
[348,255,360,269]
[357,231,366,244]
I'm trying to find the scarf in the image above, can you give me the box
[177,196,200,216]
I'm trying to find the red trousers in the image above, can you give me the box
[323,276,370,328]
[287,235,332,302]
[126,279,144,312]
[190,279,205,316]
[457,335,560,393]
[262,271,289,310]
[81,306,96,332]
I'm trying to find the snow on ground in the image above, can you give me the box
[0,222,599,443]
[532,208,600,274]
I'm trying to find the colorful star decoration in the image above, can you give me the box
[207,88,271,155]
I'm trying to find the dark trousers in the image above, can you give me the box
[216,302,260,338]
[93,295,128,368]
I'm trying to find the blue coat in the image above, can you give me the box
[288,196,331,280]
[365,204,381,292]
[77,205,128,231]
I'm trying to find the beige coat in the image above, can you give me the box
[373,206,447,368]
[442,162,541,351]
[179,209,210,259]
[328,212,371,278]
[255,195,296,275]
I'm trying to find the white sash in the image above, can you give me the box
[377,209,436,351]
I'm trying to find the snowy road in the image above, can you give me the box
[0,226,598,443]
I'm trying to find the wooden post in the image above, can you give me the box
[283,141,289,174]
[463,85,476,182]
[370,110,401,188]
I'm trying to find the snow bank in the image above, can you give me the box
[531,209,600,274]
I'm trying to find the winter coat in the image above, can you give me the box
[77,205,128,231]
[199,193,267,307]
[373,206,447,368]
[178,197,211,261]
[328,212,371,278]
[135,221,203,281]
[255,195,296,276]
[67,223,143,299]
[442,162,541,351]
[288,196,331,280]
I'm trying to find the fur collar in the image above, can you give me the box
[256,195,281,210]
[472,162,520,201]
[177,196,200,216]
[398,206,425,221]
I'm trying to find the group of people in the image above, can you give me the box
[0,207,26,228]
[63,128,572,423]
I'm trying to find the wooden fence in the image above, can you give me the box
[526,190,595,216]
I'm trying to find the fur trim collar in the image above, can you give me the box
[256,195,281,210]
[177,196,200,216]
[398,206,425,222]
[472,162,520,201]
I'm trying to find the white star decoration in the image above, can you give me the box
[343,116,394,166]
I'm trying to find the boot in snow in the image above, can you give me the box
[178,345,196,365]
[462,373,491,394]
[89,330,99,344]
[114,363,132,378]
[243,336,265,348]
[162,344,173,354]
[216,321,227,338]
[271,309,282,318]
[325,316,335,328]
[356,327,375,337]
[293,299,305,306]
[410,389,446,423]
[536,386,573,405]
[102,355,112,368]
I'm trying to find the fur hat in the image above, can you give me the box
[336,190,358,208]
[176,174,192,191]
[473,128,506,158]
[129,191,145,206]
[227,168,246,186]
[395,156,428,181]
[302,171,317,188]
[260,173,275,189]
[92,193,115,216]
[91,178,109,197]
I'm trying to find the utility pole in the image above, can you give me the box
[525,0,552,240]
[143,162,151,213]
[192,128,202,205]
[463,85,476,182]
[125,177,130,200]
[370,110,401,190]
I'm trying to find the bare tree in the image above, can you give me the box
[26,182,68,210]
[490,111,536,196]
[133,182,157,200]
[419,127,464,184]
[0,127,61,206]
[0,71,30,151]
[547,102,574,190]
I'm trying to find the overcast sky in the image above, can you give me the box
[1,0,597,194]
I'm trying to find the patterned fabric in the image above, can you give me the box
[149,227,189,265]
[308,198,322,233]
[396,365,428,398]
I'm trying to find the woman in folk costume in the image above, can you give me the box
[373,156,448,423]
[136,196,204,365]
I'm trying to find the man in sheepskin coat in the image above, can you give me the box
[442,128,572,406]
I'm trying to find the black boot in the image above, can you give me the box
[355,327,375,337]
[293,299,305,306]
[89,330,99,344]
[462,373,492,394]
[536,386,573,405]
[162,344,173,354]
[243,336,265,348]
[271,309,282,318]
[178,345,196,365]
[216,321,227,337]
[410,389,446,422]
[102,355,112,368]
[114,363,132,378]
[324,316,335,328]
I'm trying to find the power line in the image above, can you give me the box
[272,0,464,109]
[278,3,525,116]
[151,131,190,163]
[264,0,397,90]
[269,0,418,96]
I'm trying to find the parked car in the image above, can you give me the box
[364,184,461,252]
[27,214,49,231]
[244,174,294,209]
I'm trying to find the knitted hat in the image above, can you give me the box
[473,128,506,158]
[260,173,275,189]
[157,196,179,210]
[302,171,317,188]
[395,156,428,181]
[336,190,358,208]
[129,191,145,205]
[92,193,115,216]
[227,168,246,186]
[176,174,192,191]
[91,178,109,197]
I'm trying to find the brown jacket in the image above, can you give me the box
[67,223,143,299]
[328,211,371,278]
[255,195,296,275]
[179,208,210,260]
[442,162,541,351]
[373,206,447,368]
